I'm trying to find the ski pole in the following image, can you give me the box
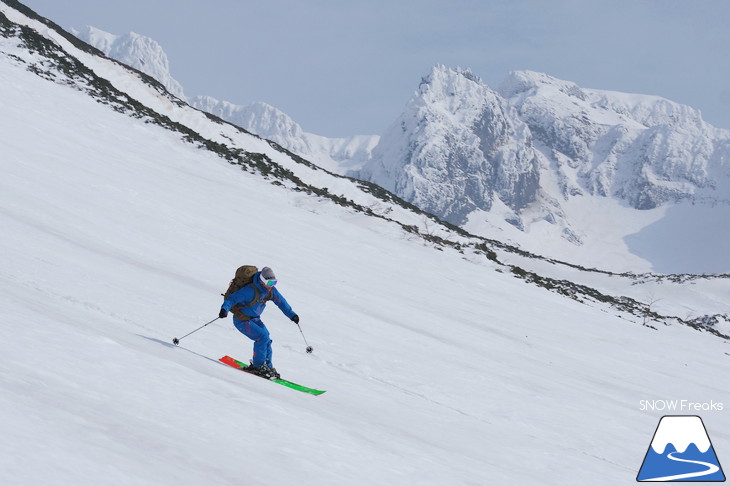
[295,322,314,354]
[172,317,219,345]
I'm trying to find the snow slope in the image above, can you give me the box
[1,3,729,485]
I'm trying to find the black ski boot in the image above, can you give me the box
[247,363,280,380]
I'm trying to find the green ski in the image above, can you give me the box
[219,355,326,396]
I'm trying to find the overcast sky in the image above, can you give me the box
[19,0,730,137]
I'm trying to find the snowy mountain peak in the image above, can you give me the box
[358,66,730,272]
[74,25,186,100]
[358,65,539,225]
[498,70,587,101]
[499,69,707,130]
[191,95,305,142]
[420,64,483,89]
[73,25,117,54]
[500,70,728,210]
[190,95,379,173]
[415,65,495,123]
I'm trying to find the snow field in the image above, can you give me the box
[1,8,729,485]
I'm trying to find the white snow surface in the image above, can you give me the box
[1,4,730,486]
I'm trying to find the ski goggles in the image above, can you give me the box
[260,274,277,287]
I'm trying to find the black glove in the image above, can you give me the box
[219,308,228,319]
[291,315,299,324]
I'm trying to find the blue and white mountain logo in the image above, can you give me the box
[637,415,725,482]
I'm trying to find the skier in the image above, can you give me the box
[218,267,299,379]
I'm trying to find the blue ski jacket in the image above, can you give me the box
[221,271,296,321]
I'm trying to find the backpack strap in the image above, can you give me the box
[231,284,273,320]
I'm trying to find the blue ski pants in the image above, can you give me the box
[233,317,273,368]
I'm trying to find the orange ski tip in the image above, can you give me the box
[219,355,242,368]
